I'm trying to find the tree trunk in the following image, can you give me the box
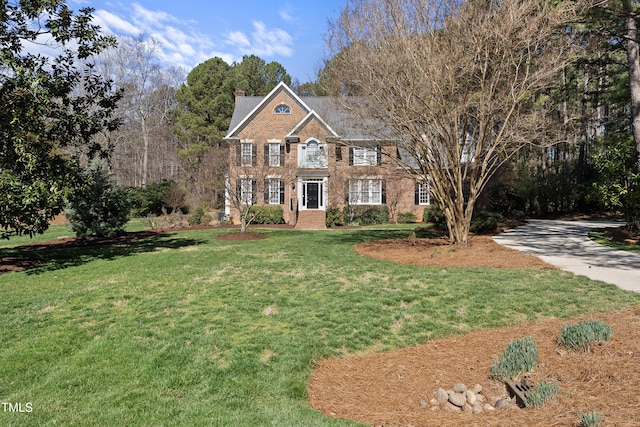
[623,0,640,167]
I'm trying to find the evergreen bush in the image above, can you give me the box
[470,211,506,234]
[423,205,445,224]
[248,206,284,224]
[65,159,131,238]
[326,207,345,227]
[343,205,389,225]
[557,320,612,352]
[489,336,538,381]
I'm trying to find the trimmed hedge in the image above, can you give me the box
[248,205,284,224]
[344,205,389,225]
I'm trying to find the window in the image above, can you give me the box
[265,178,285,204]
[299,139,327,168]
[274,104,291,114]
[239,178,255,205]
[349,179,383,205]
[240,142,254,166]
[266,143,284,167]
[416,181,431,205]
[350,145,380,166]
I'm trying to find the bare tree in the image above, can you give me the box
[327,0,579,245]
[99,36,185,187]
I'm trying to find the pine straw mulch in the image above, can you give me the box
[308,234,640,426]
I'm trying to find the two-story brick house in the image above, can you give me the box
[223,82,430,229]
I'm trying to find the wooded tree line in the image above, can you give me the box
[2,0,639,241]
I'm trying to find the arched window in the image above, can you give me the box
[274,104,291,114]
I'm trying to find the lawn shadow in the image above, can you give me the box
[0,231,208,275]
[328,225,445,245]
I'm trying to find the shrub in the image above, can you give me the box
[397,212,417,223]
[189,206,205,225]
[248,206,284,224]
[523,381,560,408]
[423,205,445,224]
[557,320,612,352]
[127,180,184,217]
[343,205,389,225]
[489,336,538,381]
[470,211,506,234]
[579,410,602,427]
[326,207,345,227]
[65,158,131,238]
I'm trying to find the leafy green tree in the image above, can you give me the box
[592,127,640,230]
[0,0,120,239]
[65,158,131,238]
[233,55,291,96]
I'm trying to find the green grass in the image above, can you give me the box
[1,224,639,426]
[589,230,640,254]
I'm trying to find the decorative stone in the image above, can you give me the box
[421,400,429,407]
[476,393,486,403]
[448,391,467,407]
[495,399,510,409]
[445,402,462,413]
[462,403,473,413]
[465,390,477,405]
[435,388,448,401]
[471,384,483,394]
[484,404,496,411]
[453,383,467,393]
[473,402,484,414]
[429,399,439,406]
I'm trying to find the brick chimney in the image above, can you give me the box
[234,90,245,103]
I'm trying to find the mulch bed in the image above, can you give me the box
[309,307,640,426]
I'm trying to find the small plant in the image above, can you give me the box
[579,410,602,427]
[558,320,612,352]
[489,336,538,381]
[523,381,559,407]
[470,211,506,234]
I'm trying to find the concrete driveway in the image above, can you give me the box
[493,219,640,293]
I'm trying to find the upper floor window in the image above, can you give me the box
[349,145,380,166]
[299,139,327,168]
[266,143,284,167]
[274,104,291,114]
[240,142,255,166]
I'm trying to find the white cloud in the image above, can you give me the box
[279,9,294,22]
[226,21,294,58]
[94,10,142,36]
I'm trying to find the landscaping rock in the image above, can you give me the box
[471,384,483,394]
[435,388,448,401]
[495,398,510,409]
[448,391,467,408]
[453,383,467,393]
[465,389,477,405]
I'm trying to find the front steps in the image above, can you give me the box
[295,210,327,230]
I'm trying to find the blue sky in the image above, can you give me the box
[70,0,346,82]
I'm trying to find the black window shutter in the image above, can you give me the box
[336,145,342,161]
[280,144,285,166]
[264,179,270,203]
[236,142,241,166]
[376,145,382,165]
[415,182,420,205]
[251,179,257,203]
[279,179,285,204]
[348,147,354,165]
[252,144,257,166]
[236,181,241,199]
[381,180,386,204]
[264,144,269,165]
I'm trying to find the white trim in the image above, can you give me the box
[225,82,313,138]
[286,110,339,139]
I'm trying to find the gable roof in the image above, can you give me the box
[225,82,379,141]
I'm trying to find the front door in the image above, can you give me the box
[306,182,319,209]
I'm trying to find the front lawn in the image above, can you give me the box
[1,225,638,426]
